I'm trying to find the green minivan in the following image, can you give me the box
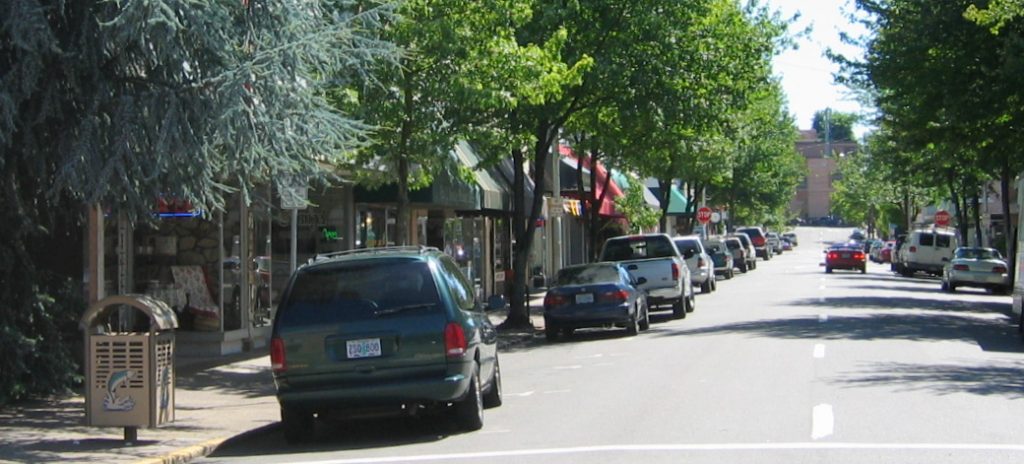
[270,246,502,442]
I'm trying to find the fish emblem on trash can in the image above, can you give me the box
[103,369,137,411]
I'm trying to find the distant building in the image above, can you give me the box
[789,130,858,221]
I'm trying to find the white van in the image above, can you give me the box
[897,229,958,276]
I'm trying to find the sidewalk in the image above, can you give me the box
[0,291,548,464]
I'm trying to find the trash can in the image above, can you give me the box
[80,294,178,435]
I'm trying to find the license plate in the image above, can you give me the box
[346,338,382,359]
[842,253,851,258]
[575,293,594,304]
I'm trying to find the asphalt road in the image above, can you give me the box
[199,227,1024,464]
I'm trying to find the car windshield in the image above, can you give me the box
[279,259,440,326]
[674,239,700,255]
[955,248,1002,260]
[556,265,621,285]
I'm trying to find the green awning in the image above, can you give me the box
[643,181,690,215]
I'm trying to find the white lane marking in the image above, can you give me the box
[813,344,826,359]
[812,404,835,439]
[553,365,583,370]
[508,391,534,397]
[543,389,571,394]
[301,442,1024,463]
[818,314,828,322]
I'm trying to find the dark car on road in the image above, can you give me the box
[270,246,502,442]
[543,263,650,341]
[736,226,772,260]
[825,242,867,274]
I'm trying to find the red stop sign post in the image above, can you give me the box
[697,206,713,224]
[934,210,951,227]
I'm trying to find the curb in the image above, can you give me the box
[133,437,227,464]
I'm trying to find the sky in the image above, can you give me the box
[766,0,870,136]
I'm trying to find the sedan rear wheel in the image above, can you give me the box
[638,305,651,331]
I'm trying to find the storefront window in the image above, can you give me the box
[357,206,396,248]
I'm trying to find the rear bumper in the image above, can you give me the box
[275,364,473,411]
[545,304,632,329]
[826,259,865,270]
[948,271,1009,288]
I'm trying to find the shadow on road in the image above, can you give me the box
[209,414,464,458]
[652,296,1023,354]
[831,361,1024,399]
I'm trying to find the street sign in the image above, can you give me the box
[710,212,722,224]
[697,206,713,224]
[281,186,308,210]
[934,210,951,227]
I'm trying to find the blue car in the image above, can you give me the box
[543,263,650,341]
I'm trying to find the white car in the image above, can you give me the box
[941,247,1011,294]
[766,232,784,254]
[673,235,716,293]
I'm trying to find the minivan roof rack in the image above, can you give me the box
[308,246,441,264]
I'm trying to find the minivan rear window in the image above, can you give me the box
[935,234,951,248]
[918,233,934,246]
[279,260,440,326]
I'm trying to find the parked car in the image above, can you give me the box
[825,242,867,274]
[868,240,885,262]
[543,263,650,340]
[781,237,794,251]
[270,246,502,442]
[782,232,799,246]
[703,237,736,279]
[728,233,758,271]
[736,226,772,260]
[599,234,694,318]
[765,232,784,255]
[673,235,716,293]
[850,229,866,242]
[879,240,896,263]
[941,247,1011,294]
[894,229,958,277]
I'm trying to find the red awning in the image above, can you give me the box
[559,145,624,217]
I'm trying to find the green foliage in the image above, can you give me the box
[0,0,394,401]
[614,176,660,233]
[811,109,859,142]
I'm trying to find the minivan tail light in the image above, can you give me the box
[444,322,467,358]
[752,236,766,247]
[270,337,286,372]
[671,262,680,281]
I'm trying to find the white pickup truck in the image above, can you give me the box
[599,233,694,319]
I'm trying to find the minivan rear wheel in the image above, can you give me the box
[482,358,502,409]
[454,365,484,431]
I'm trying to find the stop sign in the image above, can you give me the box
[697,206,713,224]
[934,210,951,226]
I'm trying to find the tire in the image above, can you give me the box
[860,265,867,274]
[948,283,956,293]
[686,287,696,313]
[625,313,639,336]
[710,278,717,292]
[281,406,313,444]
[482,357,502,409]
[638,305,651,331]
[738,262,747,273]
[825,267,833,274]
[454,365,484,431]
[751,260,757,270]
[726,268,734,279]
[672,297,687,319]
[562,328,575,337]
[700,280,711,294]
[545,326,558,341]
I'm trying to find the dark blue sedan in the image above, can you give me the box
[543,263,650,341]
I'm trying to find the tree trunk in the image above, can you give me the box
[972,192,983,247]
[502,124,553,329]
[657,179,672,233]
[395,71,415,246]
[947,172,966,242]
[590,150,611,262]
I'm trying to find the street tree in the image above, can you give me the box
[811,109,858,142]
[0,0,394,403]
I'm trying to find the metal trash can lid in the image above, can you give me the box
[80,294,179,332]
